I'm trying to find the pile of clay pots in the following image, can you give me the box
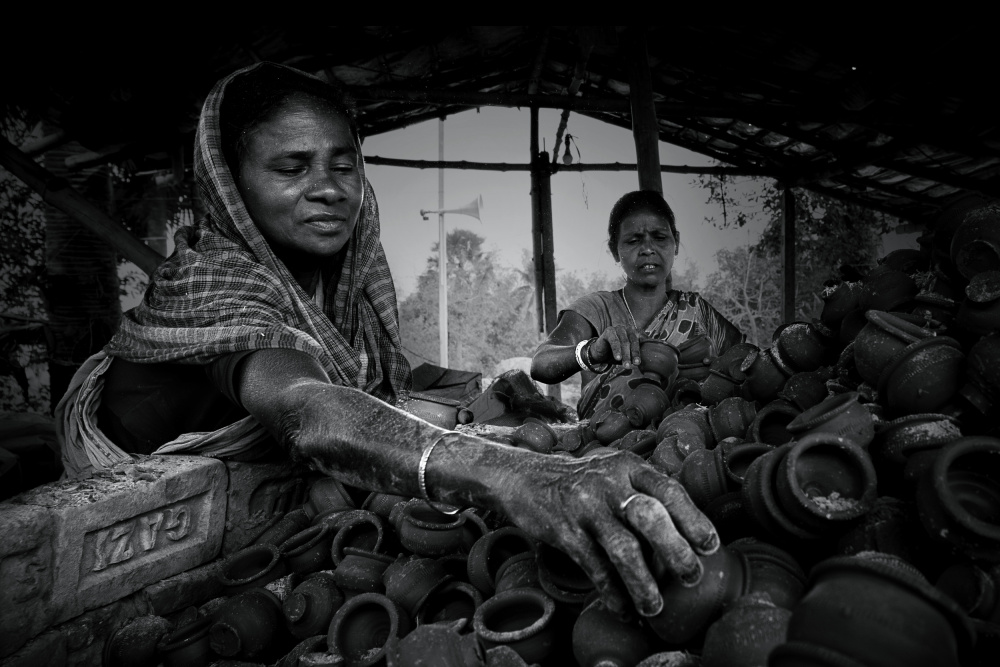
[104,200,1000,667]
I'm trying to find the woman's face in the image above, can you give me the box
[616,210,676,288]
[237,95,363,263]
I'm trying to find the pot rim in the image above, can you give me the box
[930,436,1000,541]
[748,445,819,540]
[473,587,556,643]
[781,434,876,521]
[786,391,862,434]
[217,543,284,588]
[280,523,331,557]
[863,309,934,343]
[876,335,963,399]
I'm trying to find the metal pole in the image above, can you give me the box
[438,118,448,368]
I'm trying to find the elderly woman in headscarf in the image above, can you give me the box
[56,63,719,618]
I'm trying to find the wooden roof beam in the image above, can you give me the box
[0,136,163,275]
[364,155,766,176]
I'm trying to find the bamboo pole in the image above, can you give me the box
[0,136,163,275]
[364,155,765,176]
[537,149,560,401]
[782,185,796,324]
[530,107,544,334]
[627,28,662,194]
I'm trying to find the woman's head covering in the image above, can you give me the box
[105,62,411,404]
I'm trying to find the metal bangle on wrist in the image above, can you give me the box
[580,338,611,373]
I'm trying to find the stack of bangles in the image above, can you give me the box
[575,338,611,373]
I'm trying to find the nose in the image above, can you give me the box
[305,169,347,204]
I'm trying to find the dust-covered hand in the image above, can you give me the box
[589,324,644,369]
[494,448,719,617]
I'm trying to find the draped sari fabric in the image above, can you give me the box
[57,62,411,478]
[570,289,744,419]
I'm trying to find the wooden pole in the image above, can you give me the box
[627,28,662,194]
[0,135,163,275]
[530,107,544,334]
[438,118,448,369]
[364,155,766,176]
[782,184,796,324]
[537,149,560,401]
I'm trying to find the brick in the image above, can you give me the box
[0,503,58,658]
[221,459,312,555]
[9,455,227,627]
[0,630,66,667]
[143,559,224,616]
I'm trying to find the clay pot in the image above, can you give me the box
[280,523,334,574]
[705,492,756,544]
[741,347,790,403]
[283,572,344,639]
[511,417,559,454]
[622,379,671,428]
[494,551,540,593]
[639,339,681,386]
[415,579,484,626]
[730,538,807,609]
[304,477,355,520]
[786,391,875,450]
[252,508,311,548]
[535,542,596,607]
[648,436,687,476]
[333,547,395,595]
[158,616,214,667]
[646,545,751,646]
[878,336,965,415]
[838,308,869,347]
[749,399,801,446]
[708,396,758,442]
[466,526,536,596]
[779,370,832,412]
[915,436,1000,561]
[217,543,288,596]
[328,592,412,667]
[396,501,467,556]
[592,410,634,445]
[960,333,1000,415]
[678,447,731,510]
[572,598,653,667]
[383,555,452,617]
[710,341,759,381]
[209,587,284,658]
[390,620,485,667]
[859,267,919,312]
[701,592,792,667]
[473,587,558,664]
[773,321,835,373]
[935,562,1000,622]
[820,281,863,328]
[670,376,704,406]
[852,310,933,387]
[871,412,961,466]
[459,508,490,553]
[330,510,390,565]
[656,405,714,454]
[723,442,775,487]
[610,429,658,459]
[881,247,930,274]
[956,274,1000,336]
[362,491,410,518]
[699,369,741,405]
[950,202,1000,279]
[742,445,820,541]
[773,433,878,535]
[786,552,974,667]
[104,615,172,667]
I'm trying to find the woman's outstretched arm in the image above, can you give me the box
[530,310,643,384]
[236,347,719,617]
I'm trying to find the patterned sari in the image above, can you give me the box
[570,289,744,419]
[57,62,411,478]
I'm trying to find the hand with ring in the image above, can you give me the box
[495,448,719,617]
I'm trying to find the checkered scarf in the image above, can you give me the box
[105,63,411,404]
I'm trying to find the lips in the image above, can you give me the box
[302,214,348,233]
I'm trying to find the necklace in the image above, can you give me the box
[621,288,638,330]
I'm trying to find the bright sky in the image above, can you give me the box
[361,107,775,298]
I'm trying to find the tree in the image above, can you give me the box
[693,173,899,343]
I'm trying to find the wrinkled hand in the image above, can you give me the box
[589,324,643,369]
[496,449,719,617]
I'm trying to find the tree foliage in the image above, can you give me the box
[694,174,899,345]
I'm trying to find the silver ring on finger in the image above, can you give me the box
[619,493,644,514]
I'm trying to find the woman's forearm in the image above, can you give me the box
[530,341,586,384]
